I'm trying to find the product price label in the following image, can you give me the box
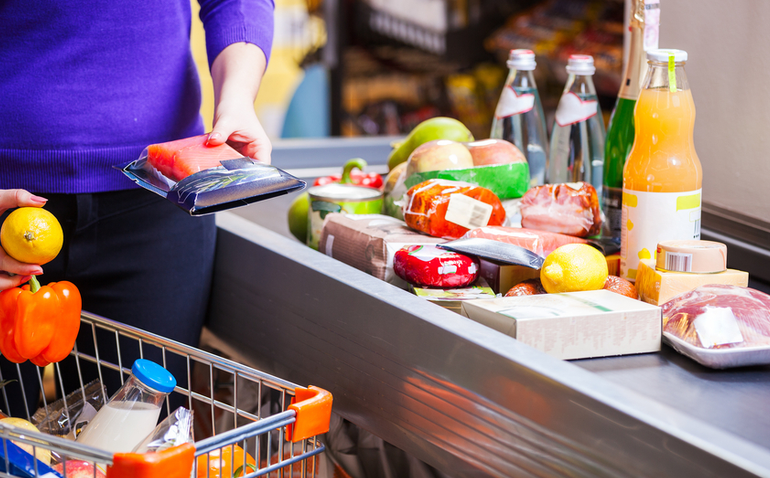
[494,86,535,118]
[620,188,701,281]
[554,92,598,127]
[445,194,493,230]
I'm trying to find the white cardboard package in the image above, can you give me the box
[461,290,662,360]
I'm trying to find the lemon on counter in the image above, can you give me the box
[0,417,52,465]
[0,207,63,265]
[541,243,608,294]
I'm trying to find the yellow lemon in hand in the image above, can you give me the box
[0,207,63,265]
[540,243,608,294]
[0,417,52,465]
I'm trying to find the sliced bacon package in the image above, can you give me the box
[394,245,479,289]
[519,182,602,237]
[461,226,587,257]
[403,179,506,240]
[662,284,770,368]
[118,134,304,215]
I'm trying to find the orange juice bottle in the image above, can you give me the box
[620,49,703,281]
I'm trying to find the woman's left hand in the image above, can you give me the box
[207,42,272,164]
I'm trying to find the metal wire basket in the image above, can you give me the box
[0,312,332,478]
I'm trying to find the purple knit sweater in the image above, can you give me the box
[0,0,274,193]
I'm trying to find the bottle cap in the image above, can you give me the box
[655,240,727,273]
[507,49,536,71]
[566,54,595,75]
[132,359,176,393]
[647,49,688,63]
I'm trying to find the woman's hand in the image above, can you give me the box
[0,189,46,290]
[207,42,272,164]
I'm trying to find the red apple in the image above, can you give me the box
[466,139,526,166]
[53,460,106,478]
[405,139,473,177]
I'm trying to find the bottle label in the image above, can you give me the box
[554,92,598,127]
[644,0,661,52]
[602,186,623,240]
[494,85,535,119]
[620,188,702,281]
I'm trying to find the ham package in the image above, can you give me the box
[403,179,506,239]
[462,226,587,257]
[662,284,770,368]
[394,245,479,288]
[520,182,601,237]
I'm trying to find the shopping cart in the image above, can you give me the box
[0,311,332,478]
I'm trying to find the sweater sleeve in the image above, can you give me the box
[198,0,275,68]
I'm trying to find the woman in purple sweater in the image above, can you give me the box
[0,0,274,408]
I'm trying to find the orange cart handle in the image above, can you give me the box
[106,442,195,478]
[286,385,333,443]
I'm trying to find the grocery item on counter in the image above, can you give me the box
[287,192,310,242]
[462,290,661,360]
[467,139,527,166]
[405,140,474,178]
[438,237,544,269]
[620,49,702,281]
[382,162,407,219]
[636,259,749,306]
[120,134,305,215]
[0,276,81,367]
[387,117,474,171]
[463,226,587,259]
[490,49,548,187]
[32,379,106,440]
[403,161,530,201]
[318,213,445,288]
[313,158,383,189]
[662,285,770,368]
[480,259,542,295]
[307,184,383,250]
[519,182,601,238]
[403,179,506,239]
[411,278,495,314]
[505,279,546,297]
[0,207,63,265]
[604,275,638,299]
[133,407,194,453]
[76,359,176,453]
[394,245,479,289]
[655,240,727,273]
[540,243,609,294]
[548,54,605,195]
[603,0,661,242]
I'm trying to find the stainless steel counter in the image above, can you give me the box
[205,137,770,477]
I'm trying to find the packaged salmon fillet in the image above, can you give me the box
[403,179,506,239]
[118,134,305,215]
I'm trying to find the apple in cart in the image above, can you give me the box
[53,460,106,478]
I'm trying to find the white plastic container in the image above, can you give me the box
[76,359,176,453]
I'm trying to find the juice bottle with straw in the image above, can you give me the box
[620,49,703,281]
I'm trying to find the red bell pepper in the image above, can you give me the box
[313,158,383,189]
[0,276,81,367]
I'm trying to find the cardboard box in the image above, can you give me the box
[478,258,540,295]
[636,259,749,305]
[411,278,495,313]
[461,290,661,360]
[319,213,445,288]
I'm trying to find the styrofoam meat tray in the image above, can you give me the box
[663,332,770,369]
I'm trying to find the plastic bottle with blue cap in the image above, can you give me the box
[76,359,177,453]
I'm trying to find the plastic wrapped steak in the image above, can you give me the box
[520,182,602,237]
[662,284,770,349]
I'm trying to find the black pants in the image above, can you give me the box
[1,189,216,417]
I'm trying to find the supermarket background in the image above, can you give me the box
[191,0,769,284]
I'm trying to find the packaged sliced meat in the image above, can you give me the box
[403,179,506,239]
[663,285,770,349]
[520,182,601,237]
[462,226,587,257]
[394,245,479,288]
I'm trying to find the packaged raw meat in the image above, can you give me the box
[403,179,506,239]
[394,245,479,289]
[119,135,305,215]
[462,226,587,257]
[662,284,770,368]
[519,182,601,237]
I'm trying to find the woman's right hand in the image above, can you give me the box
[0,189,47,290]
